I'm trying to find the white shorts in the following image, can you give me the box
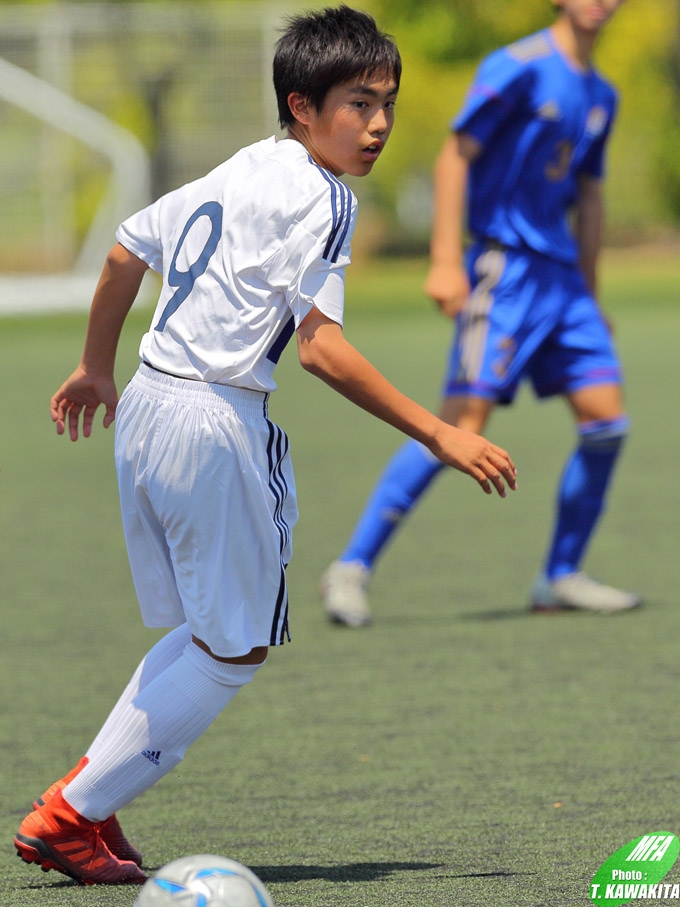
[114,363,298,658]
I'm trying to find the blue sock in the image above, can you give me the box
[545,416,630,580]
[340,439,444,569]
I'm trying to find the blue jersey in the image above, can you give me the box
[453,29,618,264]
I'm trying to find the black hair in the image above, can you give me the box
[273,5,401,129]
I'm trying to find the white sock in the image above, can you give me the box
[86,623,192,764]
[64,641,263,821]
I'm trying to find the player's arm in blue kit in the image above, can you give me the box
[424,132,480,318]
[425,43,531,316]
[574,174,604,298]
[573,76,616,310]
[574,172,617,337]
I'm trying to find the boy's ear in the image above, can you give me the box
[287,92,313,125]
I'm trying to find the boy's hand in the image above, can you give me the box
[51,366,119,441]
[424,262,470,318]
[431,422,517,497]
[297,309,517,498]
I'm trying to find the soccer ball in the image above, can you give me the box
[133,854,274,907]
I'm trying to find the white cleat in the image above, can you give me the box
[320,560,372,627]
[530,571,643,614]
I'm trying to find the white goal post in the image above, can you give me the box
[0,55,151,275]
[0,2,286,315]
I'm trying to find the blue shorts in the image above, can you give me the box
[443,241,623,404]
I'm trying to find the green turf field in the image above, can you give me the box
[1,252,678,906]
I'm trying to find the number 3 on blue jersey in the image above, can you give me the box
[155,201,223,331]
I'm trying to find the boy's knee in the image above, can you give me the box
[440,394,493,433]
[192,635,268,667]
[187,640,266,686]
[578,415,630,451]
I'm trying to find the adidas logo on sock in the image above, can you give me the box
[141,749,161,766]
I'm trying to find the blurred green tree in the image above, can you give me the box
[1,0,674,246]
[358,0,678,247]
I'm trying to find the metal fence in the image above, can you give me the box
[0,1,285,304]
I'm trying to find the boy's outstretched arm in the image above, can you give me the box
[296,307,517,497]
[50,243,149,441]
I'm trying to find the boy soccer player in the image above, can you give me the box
[321,0,641,627]
[14,5,515,886]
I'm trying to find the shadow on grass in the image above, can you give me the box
[376,604,634,622]
[20,878,88,890]
[16,864,535,894]
[458,607,542,621]
[251,864,537,885]
[374,607,533,625]
[251,861,441,883]
[446,870,536,879]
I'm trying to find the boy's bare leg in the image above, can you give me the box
[192,637,268,664]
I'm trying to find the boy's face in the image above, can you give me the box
[290,76,398,177]
[552,0,623,32]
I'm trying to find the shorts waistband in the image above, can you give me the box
[134,362,269,419]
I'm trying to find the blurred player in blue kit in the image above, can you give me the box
[321,0,642,626]
[14,5,516,887]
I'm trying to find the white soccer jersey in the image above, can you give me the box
[116,136,357,392]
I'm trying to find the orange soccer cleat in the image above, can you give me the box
[15,790,146,886]
[33,756,143,867]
